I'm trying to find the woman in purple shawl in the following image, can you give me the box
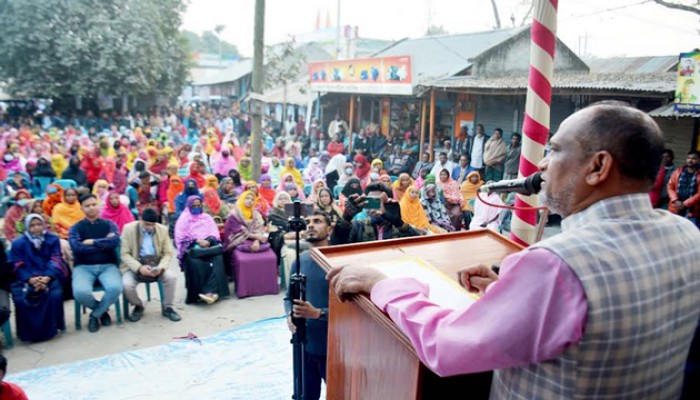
[174,195,230,304]
[223,191,278,298]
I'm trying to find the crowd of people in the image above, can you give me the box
[0,104,515,342]
[0,101,698,399]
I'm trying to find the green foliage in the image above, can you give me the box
[264,37,307,90]
[183,29,240,57]
[0,0,191,98]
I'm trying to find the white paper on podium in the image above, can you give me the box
[371,257,478,310]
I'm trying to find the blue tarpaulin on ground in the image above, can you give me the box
[7,316,311,400]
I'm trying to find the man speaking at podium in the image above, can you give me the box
[328,102,700,399]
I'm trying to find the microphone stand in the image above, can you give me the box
[288,201,307,400]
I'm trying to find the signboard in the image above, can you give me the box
[309,55,413,96]
[675,51,700,113]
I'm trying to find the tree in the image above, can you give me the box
[651,0,700,16]
[0,0,191,100]
[425,25,449,36]
[183,30,240,57]
[265,37,307,125]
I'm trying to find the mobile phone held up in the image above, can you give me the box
[362,196,382,210]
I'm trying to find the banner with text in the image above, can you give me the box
[309,56,413,95]
[675,51,700,113]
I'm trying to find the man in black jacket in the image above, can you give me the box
[332,183,419,245]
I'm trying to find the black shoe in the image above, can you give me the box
[128,305,145,322]
[99,312,112,327]
[88,316,100,333]
[162,307,181,322]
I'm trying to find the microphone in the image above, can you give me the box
[479,172,543,195]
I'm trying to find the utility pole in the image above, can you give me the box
[336,0,342,59]
[251,0,265,182]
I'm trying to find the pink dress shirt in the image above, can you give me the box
[370,248,588,377]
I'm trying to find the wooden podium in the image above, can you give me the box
[311,230,523,400]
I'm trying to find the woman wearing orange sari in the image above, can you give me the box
[43,184,64,217]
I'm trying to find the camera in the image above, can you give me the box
[284,202,315,218]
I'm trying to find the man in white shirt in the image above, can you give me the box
[469,124,489,177]
[430,152,456,177]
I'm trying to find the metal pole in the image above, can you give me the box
[250,0,265,182]
[429,89,436,162]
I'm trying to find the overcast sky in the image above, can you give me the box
[183,0,699,59]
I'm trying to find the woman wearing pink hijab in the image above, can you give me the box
[100,191,135,233]
[212,148,238,178]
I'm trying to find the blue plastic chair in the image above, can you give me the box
[74,281,123,330]
[54,179,77,190]
[122,280,165,320]
[1,320,13,349]
[333,185,343,200]
[31,176,54,199]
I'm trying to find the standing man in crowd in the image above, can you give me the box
[650,148,675,209]
[283,211,333,400]
[430,152,455,178]
[503,132,522,180]
[667,150,700,227]
[468,124,489,178]
[120,208,181,323]
[69,194,122,333]
[328,102,700,399]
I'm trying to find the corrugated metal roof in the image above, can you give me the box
[429,72,676,93]
[193,59,253,86]
[648,102,700,118]
[586,56,678,74]
[375,26,528,84]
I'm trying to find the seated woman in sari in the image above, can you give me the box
[3,189,32,242]
[218,177,239,205]
[100,191,135,234]
[267,192,294,264]
[202,188,230,236]
[10,214,67,342]
[51,187,85,240]
[420,184,455,232]
[437,168,466,231]
[223,191,278,298]
[306,179,327,204]
[244,181,269,218]
[315,187,341,226]
[276,173,306,201]
[43,183,64,217]
[258,174,277,209]
[174,195,230,304]
[399,186,445,235]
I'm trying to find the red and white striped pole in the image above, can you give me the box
[510,0,558,246]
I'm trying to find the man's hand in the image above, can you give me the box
[672,200,683,211]
[327,265,388,301]
[196,239,211,248]
[138,265,158,277]
[107,232,116,238]
[292,299,321,319]
[82,239,95,245]
[458,264,499,295]
[343,194,366,220]
[286,315,297,334]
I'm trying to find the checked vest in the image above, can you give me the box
[491,194,700,399]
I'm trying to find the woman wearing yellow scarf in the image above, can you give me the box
[460,171,484,213]
[399,185,443,234]
[281,158,303,187]
[223,190,278,298]
[50,154,68,178]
